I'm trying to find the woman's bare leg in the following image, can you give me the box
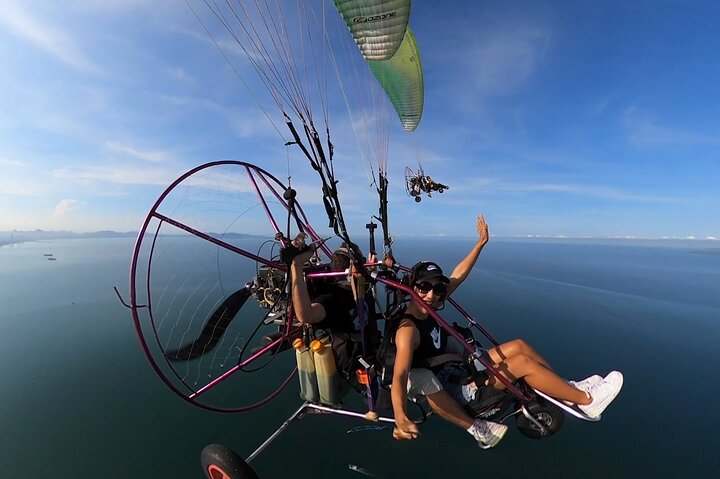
[488,354,590,405]
[488,339,552,370]
[424,389,508,448]
[425,389,474,430]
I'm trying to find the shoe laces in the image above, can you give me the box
[586,380,609,402]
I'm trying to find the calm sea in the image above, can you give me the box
[1,237,719,478]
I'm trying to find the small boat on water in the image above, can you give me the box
[47,257,57,261]
[44,253,53,257]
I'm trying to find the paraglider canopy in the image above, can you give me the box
[333,0,412,60]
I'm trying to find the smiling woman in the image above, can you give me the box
[389,215,506,446]
[387,215,624,450]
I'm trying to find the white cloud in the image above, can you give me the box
[66,0,150,11]
[0,156,27,167]
[165,67,192,83]
[53,165,176,186]
[159,94,280,140]
[0,162,53,197]
[511,182,679,203]
[446,176,684,204]
[441,22,552,105]
[624,107,720,147]
[0,2,100,74]
[105,142,170,163]
[52,199,86,218]
[471,27,551,97]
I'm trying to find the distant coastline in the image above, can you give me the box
[2,229,718,248]
[0,230,262,247]
[0,230,137,247]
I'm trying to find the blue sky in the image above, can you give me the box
[1,0,718,239]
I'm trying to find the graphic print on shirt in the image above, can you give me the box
[430,326,442,349]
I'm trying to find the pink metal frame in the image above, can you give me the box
[130,160,530,413]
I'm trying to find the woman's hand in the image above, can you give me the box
[476,214,489,246]
[393,418,420,441]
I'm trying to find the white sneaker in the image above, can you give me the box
[569,374,603,391]
[467,419,508,449]
[578,372,624,419]
[564,375,603,406]
[604,370,623,385]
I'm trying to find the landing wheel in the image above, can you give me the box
[414,196,421,203]
[438,187,444,193]
[515,397,564,439]
[201,444,259,479]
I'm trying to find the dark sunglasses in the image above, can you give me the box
[414,281,448,297]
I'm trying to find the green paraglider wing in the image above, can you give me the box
[368,28,424,132]
[333,0,411,61]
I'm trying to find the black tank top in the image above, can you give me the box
[400,313,448,368]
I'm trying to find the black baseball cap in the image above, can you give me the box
[411,261,450,284]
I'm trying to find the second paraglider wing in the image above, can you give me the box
[368,28,424,132]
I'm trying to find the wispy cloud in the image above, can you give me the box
[448,176,684,204]
[66,0,149,11]
[159,94,279,139]
[0,2,100,74]
[624,107,720,147]
[505,182,680,203]
[164,67,193,84]
[0,175,50,197]
[468,26,551,98]
[437,20,552,106]
[590,93,618,118]
[52,199,86,218]
[53,165,176,186]
[105,142,170,163]
[0,159,54,197]
[0,156,28,167]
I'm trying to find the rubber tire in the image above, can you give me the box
[414,196,421,203]
[438,187,444,193]
[201,444,259,479]
[515,398,565,439]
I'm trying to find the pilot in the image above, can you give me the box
[290,244,358,333]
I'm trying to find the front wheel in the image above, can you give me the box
[515,398,564,439]
[201,444,259,479]
[414,196,421,203]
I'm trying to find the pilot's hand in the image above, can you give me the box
[291,243,317,265]
[383,252,396,268]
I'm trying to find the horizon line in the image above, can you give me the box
[1,229,717,242]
